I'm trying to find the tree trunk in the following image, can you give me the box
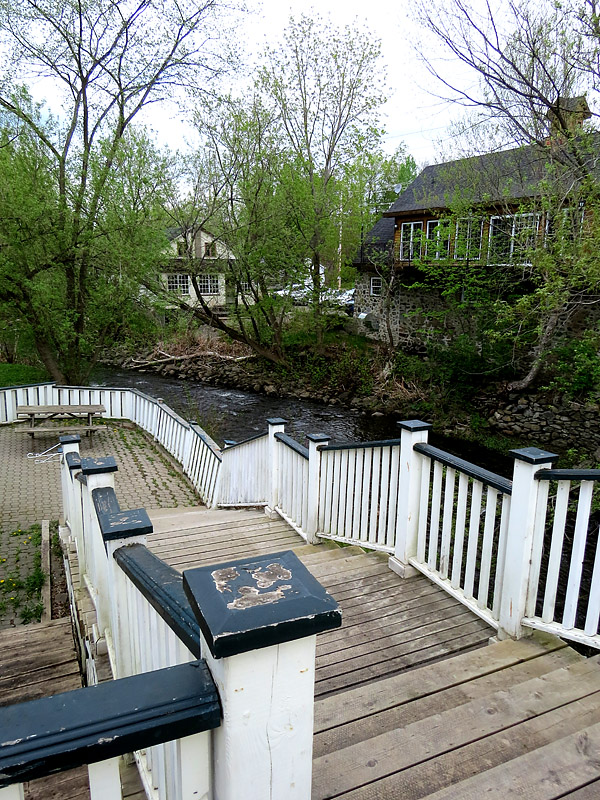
[32,332,68,384]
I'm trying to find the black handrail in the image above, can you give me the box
[0,660,220,787]
[414,443,513,495]
[536,468,600,481]
[274,432,309,460]
[114,543,201,657]
[319,437,403,452]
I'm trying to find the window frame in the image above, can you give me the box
[196,274,220,295]
[400,221,423,260]
[166,273,190,295]
[454,218,484,261]
[370,276,383,296]
[425,219,450,260]
[488,212,541,265]
[204,241,217,258]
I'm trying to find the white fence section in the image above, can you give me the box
[521,468,600,649]
[4,382,600,650]
[317,440,402,553]
[217,432,270,506]
[275,432,310,537]
[407,442,512,630]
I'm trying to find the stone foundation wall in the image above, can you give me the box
[487,394,600,456]
[354,273,456,347]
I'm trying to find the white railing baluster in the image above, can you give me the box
[417,456,431,563]
[563,480,594,629]
[450,473,469,589]
[584,537,600,636]
[360,448,372,542]
[477,487,498,609]
[464,479,483,599]
[439,467,456,578]
[427,461,444,571]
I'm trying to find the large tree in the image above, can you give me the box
[259,14,386,340]
[0,0,232,383]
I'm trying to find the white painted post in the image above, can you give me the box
[498,447,558,640]
[390,420,432,578]
[183,551,341,800]
[88,757,122,800]
[80,458,119,635]
[267,418,286,515]
[0,784,24,800]
[306,434,330,545]
[59,434,81,537]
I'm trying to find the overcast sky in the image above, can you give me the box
[141,0,484,169]
[239,0,471,167]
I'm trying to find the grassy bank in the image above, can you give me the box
[0,363,49,386]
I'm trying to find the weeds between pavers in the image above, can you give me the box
[0,521,51,624]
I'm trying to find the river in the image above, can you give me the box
[93,366,514,476]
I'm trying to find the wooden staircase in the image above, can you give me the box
[147,506,600,800]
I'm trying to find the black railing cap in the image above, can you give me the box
[59,434,81,445]
[65,452,81,471]
[307,433,330,443]
[510,447,558,465]
[81,456,118,475]
[397,420,432,432]
[183,550,342,659]
[267,417,287,426]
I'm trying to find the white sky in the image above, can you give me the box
[238,0,470,167]
[142,0,484,169]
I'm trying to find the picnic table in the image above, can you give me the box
[16,404,106,437]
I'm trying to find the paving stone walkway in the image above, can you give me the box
[0,421,200,628]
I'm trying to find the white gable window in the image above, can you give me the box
[425,220,450,259]
[167,273,190,295]
[197,274,220,295]
[400,221,423,260]
[455,218,483,261]
[488,213,541,264]
[370,276,383,296]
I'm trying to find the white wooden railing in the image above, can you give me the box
[4,382,600,649]
[520,468,600,649]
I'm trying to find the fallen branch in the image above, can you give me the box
[128,351,252,369]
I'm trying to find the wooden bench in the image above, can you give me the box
[16,404,106,438]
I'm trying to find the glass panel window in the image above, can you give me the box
[425,219,450,259]
[370,276,382,296]
[197,274,219,295]
[176,240,186,257]
[204,241,217,258]
[167,273,189,295]
[454,218,483,261]
[489,213,540,264]
[400,221,423,260]
[239,281,252,293]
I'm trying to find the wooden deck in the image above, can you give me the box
[147,506,600,799]
[3,506,600,799]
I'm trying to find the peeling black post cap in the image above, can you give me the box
[59,434,81,445]
[183,550,342,659]
[510,447,558,465]
[80,456,118,475]
[397,420,432,432]
[307,433,329,443]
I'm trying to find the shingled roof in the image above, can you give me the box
[384,135,599,217]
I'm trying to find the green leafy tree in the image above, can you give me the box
[0,0,231,382]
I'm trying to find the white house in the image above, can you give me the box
[163,228,232,309]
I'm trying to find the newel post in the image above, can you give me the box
[79,457,119,635]
[498,447,558,640]
[183,550,341,800]
[59,434,81,540]
[389,420,432,578]
[267,418,287,513]
[306,433,329,545]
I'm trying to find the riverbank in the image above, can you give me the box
[102,343,600,467]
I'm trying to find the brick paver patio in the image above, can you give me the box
[0,421,201,628]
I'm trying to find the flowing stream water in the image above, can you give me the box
[93,366,514,476]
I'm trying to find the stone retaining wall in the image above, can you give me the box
[487,394,600,456]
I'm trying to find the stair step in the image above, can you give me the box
[312,648,600,799]
[313,636,579,757]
